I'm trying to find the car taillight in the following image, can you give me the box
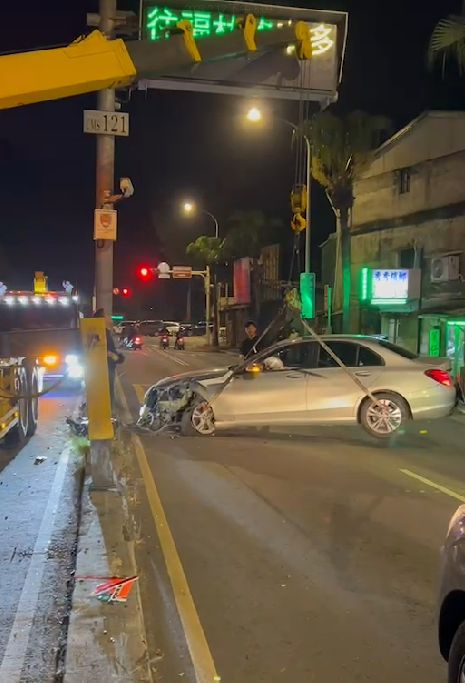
[424,368,453,387]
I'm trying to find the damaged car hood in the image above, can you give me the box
[154,366,234,389]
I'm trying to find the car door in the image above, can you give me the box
[304,341,385,422]
[214,342,312,425]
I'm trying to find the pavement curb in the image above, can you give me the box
[63,446,152,682]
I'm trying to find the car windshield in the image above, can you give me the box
[375,339,418,359]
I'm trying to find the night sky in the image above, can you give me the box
[1,0,465,316]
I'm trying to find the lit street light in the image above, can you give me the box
[181,200,219,238]
[245,106,262,123]
[244,106,312,274]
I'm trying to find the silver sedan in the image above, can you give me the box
[139,335,456,439]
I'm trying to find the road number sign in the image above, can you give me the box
[94,209,117,241]
[84,110,129,137]
[172,266,193,279]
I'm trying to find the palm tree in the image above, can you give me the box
[428,8,465,72]
[306,110,390,332]
[186,235,224,347]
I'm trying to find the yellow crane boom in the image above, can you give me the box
[1,31,136,110]
[0,19,312,110]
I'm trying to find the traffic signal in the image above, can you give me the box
[137,265,153,281]
[121,287,131,297]
[300,272,315,319]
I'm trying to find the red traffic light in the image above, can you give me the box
[138,265,153,281]
[121,287,131,297]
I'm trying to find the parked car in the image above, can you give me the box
[138,335,456,438]
[438,505,465,682]
[193,320,214,336]
[162,320,180,336]
[138,320,164,337]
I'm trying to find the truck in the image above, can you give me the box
[0,273,81,445]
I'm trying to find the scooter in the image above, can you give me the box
[125,336,143,350]
[160,334,169,350]
[174,335,185,350]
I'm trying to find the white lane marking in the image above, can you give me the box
[400,468,465,503]
[0,444,71,681]
[153,349,189,367]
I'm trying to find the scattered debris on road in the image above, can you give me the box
[34,455,47,465]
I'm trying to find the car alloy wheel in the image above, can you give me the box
[191,401,215,435]
[365,398,403,435]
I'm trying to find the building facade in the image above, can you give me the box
[321,111,465,379]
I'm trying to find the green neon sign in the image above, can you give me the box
[370,298,408,306]
[144,6,334,55]
[360,267,369,302]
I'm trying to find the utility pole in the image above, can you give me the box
[305,136,311,274]
[95,0,116,316]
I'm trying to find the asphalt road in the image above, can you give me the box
[0,384,83,683]
[119,338,465,683]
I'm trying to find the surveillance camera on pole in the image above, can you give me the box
[119,176,134,198]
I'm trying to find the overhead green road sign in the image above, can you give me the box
[146,6,335,58]
[140,0,348,102]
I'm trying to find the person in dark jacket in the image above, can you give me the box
[240,320,262,360]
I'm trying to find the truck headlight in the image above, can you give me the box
[66,354,83,379]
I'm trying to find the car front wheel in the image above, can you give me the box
[181,399,215,436]
[360,391,409,439]
[448,622,465,683]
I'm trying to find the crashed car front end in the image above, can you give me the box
[137,367,233,433]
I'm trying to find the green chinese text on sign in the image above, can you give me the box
[144,6,335,56]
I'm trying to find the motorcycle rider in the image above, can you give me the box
[159,326,169,348]
[124,323,138,347]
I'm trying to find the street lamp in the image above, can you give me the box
[181,200,219,238]
[244,106,312,274]
[245,106,263,123]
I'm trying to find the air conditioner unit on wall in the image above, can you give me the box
[430,255,461,283]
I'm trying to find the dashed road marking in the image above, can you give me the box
[400,468,465,504]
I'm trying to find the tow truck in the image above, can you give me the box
[0,273,81,445]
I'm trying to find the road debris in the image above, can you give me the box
[34,455,47,465]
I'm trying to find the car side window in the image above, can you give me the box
[318,341,358,368]
[262,342,317,369]
[357,345,384,367]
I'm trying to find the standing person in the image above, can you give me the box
[93,308,123,411]
[240,320,261,360]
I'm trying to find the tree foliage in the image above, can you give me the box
[305,110,390,213]
[186,211,284,264]
[222,210,283,260]
[186,235,224,265]
[428,13,465,73]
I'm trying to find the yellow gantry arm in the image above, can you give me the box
[0,31,137,110]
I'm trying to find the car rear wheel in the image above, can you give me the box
[181,399,215,436]
[360,391,409,439]
[448,622,465,682]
